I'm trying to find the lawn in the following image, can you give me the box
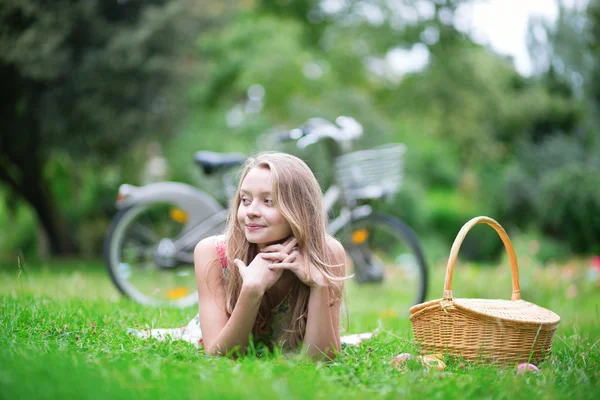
[1,243,599,400]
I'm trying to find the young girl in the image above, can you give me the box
[131,152,352,359]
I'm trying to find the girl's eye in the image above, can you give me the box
[241,197,251,205]
[264,199,274,206]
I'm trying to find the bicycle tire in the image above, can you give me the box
[104,202,225,307]
[341,212,428,307]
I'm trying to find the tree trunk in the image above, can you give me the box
[0,68,78,256]
[22,178,78,255]
[0,154,78,256]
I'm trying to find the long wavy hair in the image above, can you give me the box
[220,152,345,349]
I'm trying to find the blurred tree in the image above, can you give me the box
[189,8,393,183]
[4,0,595,257]
[585,0,600,131]
[0,0,217,255]
[257,0,324,39]
[483,0,600,255]
[528,0,599,135]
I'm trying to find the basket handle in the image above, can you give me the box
[443,216,521,301]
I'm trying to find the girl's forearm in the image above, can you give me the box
[303,285,340,360]
[205,285,263,356]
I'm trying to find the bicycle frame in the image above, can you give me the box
[115,182,228,264]
[112,116,370,263]
[117,183,370,264]
[106,116,428,307]
[322,184,373,236]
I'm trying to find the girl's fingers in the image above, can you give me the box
[261,238,297,253]
[283,236,297,246]
[260,252,289,261]
[283,238,298,253]
[233,258,246,272]
[263,252,296,264]
[260,244,282,253]
[268,263,296,270]
[281,252,297,263]
[269,263,307,283]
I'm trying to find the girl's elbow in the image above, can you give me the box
[205,342,244,358]
[204,341,226,357]
[305,342,340,361]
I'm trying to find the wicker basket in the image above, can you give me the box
[409,216,561,366]
[334,143,405,201]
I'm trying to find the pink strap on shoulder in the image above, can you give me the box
[215,240,228,269]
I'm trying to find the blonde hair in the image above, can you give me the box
[221,152,344,349]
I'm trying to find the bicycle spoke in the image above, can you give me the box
[123,241,155,258]
[174,251,195,264]
[171,210,227,251]
[106,201,208,308]
[128,222,161,244]
[341,213,427,314]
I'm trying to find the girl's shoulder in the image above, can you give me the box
[325,235,345,259]
[214,235,228,269]
[325,235,346,277]
[194,235,228,269]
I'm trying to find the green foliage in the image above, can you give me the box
[377,178,430,235]
[193,11,389,143]
[425,188,504,262]
[0,0,212,254]
[492,135,600,254]
[403,138,460,189]
[494,164,538,227]
[511,231,573,265]
[0,194,37,259]
[493,81,583,147]
[0,0,199,159]
[197,15,309,109]
[1,0,600,258]
[538,164,600,254]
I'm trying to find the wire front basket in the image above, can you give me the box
[334,143,406,201]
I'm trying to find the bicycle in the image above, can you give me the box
[104,116,428,311]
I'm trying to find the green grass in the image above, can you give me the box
[1,250,599,400]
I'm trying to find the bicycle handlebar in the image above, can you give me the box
[276,116,363,149]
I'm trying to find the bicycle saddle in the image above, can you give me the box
[194,151,246,175]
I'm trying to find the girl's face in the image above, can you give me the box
[237,167,292,247]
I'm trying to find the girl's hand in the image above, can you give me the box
[233,254,282,295]
[234,237,298,295]
[259,237,298,263]
[267,249,327,288]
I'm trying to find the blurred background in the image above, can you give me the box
[1,0,599,268]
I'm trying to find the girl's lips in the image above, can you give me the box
[246,224,264,231]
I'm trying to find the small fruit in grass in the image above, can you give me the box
[390,353,416,368]
[419,354,446,371]
[517,363,540,375]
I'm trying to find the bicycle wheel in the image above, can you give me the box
[338,212,428,312]
[104,201,227,307]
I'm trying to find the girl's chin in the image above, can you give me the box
[245,233,290,245]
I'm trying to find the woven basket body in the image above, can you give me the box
[334,144,405,201]
[409,217,560,366]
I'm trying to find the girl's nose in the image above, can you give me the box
[246,200,261,217]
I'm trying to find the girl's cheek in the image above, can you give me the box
[273,211,287,224]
